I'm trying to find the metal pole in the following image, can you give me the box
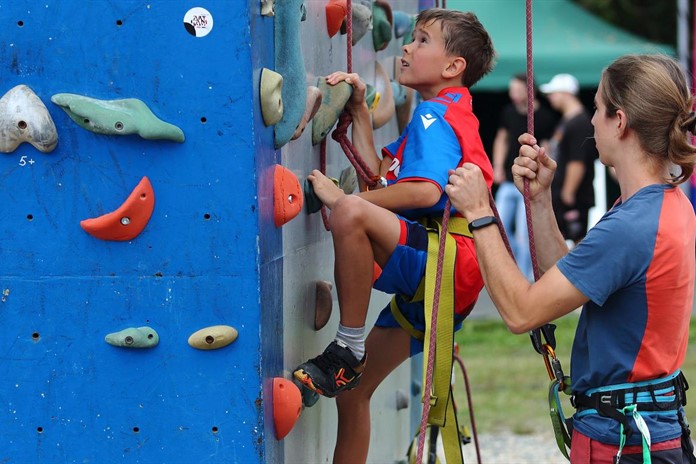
[678,0,689,71]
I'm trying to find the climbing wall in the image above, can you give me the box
[0,0,423,462]
[280,1,421,463]
[0,1,278,462]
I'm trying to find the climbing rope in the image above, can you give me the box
[416,0,569,461]
[329,0,380,190]
[521,0,566,390]
[453,347,482,464]
[416,202,451,463]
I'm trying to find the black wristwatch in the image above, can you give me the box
[468,215,498,233]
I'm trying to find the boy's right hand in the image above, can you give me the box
[325,71,367,114]
[512,133,556,200]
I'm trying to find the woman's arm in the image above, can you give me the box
[465,221,587,333]
[445,134,586,332]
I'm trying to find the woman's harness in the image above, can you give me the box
[549,368,695,463]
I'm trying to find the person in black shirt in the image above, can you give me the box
[492,73,557,278]
[540,73,599,244]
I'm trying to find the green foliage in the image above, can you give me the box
[572,0,677,46]
[453,315,696,435]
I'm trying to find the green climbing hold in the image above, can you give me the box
[365,84,380,113]
[339,166,357,194]
[51,93,185,142]
[293,377,320,408]
[372,0,393,51]
[304,175,346,214]
[311,78,352,145]
[304,178,323,214]
[402,15,417,46]
[105,326,160,348]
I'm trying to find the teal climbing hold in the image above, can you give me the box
[273,0,307,148]
[392,80,408,106]
[393,10,412,39]
[292,377,320,408]
[304,178,323,215]
[402,15,416,45]
[304,175,347,215]
[105,326,160,348]
[365,83,380,112]
[51,93,185,142]
[372,0,393,51]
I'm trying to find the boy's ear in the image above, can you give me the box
[443,57,466,80]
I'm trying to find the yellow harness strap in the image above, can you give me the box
[389,216,472,464]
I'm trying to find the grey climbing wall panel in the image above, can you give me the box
[281,1,421,463]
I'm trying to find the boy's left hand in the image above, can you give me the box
[325,71,366,114]
[307,169,345,210]
[445,164,493,220]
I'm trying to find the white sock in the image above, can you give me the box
[335,324,365,360]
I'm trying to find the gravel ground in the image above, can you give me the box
[461,431,567,464]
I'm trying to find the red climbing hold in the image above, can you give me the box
[273,165,303,227]
[273,377,302,440]
[325,0,347,38]
[80,176,155,241]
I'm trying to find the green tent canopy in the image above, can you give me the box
[448,0,675,91]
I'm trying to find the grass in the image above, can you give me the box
[451,315,696,436]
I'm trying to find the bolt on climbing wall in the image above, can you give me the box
[0,1,280,462]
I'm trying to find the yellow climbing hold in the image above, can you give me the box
[188,325,239,350]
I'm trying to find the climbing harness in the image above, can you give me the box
[570,371,694,463]
[380,212,483,464]
[412,207,466,464]
[405,343,479,464]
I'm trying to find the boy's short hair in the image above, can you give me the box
[416,9,495,88]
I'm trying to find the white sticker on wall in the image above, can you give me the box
[183,7,214,38]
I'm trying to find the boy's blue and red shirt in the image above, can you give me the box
[380,87,493,316]
[381,86,493,218]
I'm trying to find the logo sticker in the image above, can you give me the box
[184,7,214,38]
[420,113,437,130]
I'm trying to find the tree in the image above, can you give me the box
[573,0,677,46]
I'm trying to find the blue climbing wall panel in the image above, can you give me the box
[0,1,282,462]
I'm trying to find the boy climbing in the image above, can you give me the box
[293,9,495,463]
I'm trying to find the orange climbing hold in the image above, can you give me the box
[80,176,155,241]
[325,0,347,38]
[273,377,302,440]
[273,165,303,227]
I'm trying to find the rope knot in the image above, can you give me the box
[331,112,353,142]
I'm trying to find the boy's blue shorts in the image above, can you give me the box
[373,217,465,356]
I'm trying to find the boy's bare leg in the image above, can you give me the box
[333,327,411,464]
[293,173,402,397]
[328,194,401,328]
